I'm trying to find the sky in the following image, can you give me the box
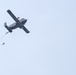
[0,0,76,75]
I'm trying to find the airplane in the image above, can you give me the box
[4,10,30,33]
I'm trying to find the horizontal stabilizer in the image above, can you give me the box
[4,22,12,32]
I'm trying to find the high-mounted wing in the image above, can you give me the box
[22,26,30,33]
[7,10,19,23]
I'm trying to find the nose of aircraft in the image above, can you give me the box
[22,19,27,24]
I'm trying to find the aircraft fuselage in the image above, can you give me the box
[5,18,27,32]
[9,18,27,29]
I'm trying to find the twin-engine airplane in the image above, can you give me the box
[4,10,30,33]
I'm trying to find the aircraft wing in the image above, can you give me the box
[22,26,30,33]
[7,10,19,23]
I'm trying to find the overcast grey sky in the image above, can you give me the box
[0,0,76,75]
